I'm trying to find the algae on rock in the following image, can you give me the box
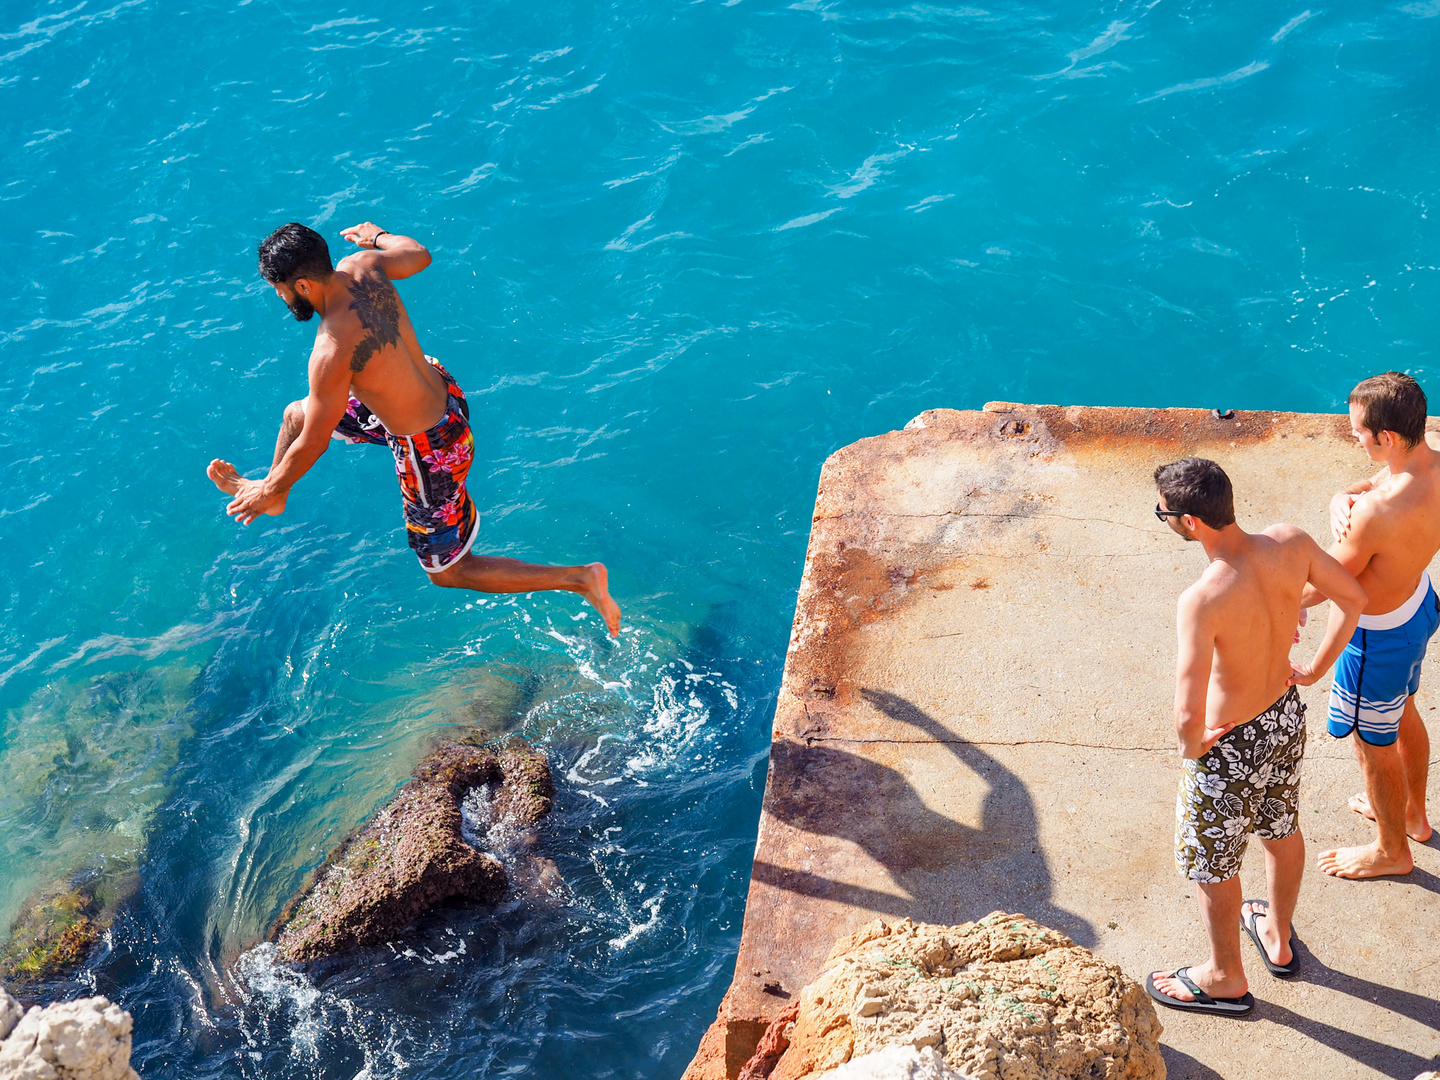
[0,663,199,985]
[0,875,106,984]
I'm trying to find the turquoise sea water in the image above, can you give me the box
[3,1,1439,1075]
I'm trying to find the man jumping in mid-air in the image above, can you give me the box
[207,221,620,635]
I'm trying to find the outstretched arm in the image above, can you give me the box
[1289,536,1367,686]
[339,222,432,280]
[1174,590,1231,759]
[225,343,352,525]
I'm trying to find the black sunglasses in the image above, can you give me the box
[1154,503,1184,521]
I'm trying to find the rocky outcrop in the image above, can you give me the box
[271,740,554,962]
[737,914,1163,1080]
[818,1045,971,1079]
[1,985,22,1040]
[0,985,139,1080]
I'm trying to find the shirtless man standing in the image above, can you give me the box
[207,222,620,635]
[1147,458,1365,1017]
[1313,372,1440,877]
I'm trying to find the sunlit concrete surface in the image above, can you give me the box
[686,403,1440,1080]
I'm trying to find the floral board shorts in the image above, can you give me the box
[1173,686,1306,884]
[330,357,480,573]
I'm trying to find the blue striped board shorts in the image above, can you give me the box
[1327,572,1440,747]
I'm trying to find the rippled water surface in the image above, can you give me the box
[3,0,1439,1075]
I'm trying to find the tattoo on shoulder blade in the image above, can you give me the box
[347,275,402,373]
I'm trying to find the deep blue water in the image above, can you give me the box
[3,0,1439,1076]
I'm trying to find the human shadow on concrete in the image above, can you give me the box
[1159,1046,1226,1080]
[1291,939,1440,1033]
[1395,863,1440,895]
[1257,999,1438,1079]
[751,689,1094,947]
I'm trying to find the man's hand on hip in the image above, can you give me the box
[1183,722,1236,760]
[1287,658,1321,687]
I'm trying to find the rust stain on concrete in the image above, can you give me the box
[684,404,1440,1080]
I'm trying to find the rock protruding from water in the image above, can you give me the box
[742,914,1163,1080]
[0,985,140,1080]
[272,741,554,963]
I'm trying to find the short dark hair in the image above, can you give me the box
[1349,372,1427,448]
[258,223,333,285]
[1154,457,1236,530]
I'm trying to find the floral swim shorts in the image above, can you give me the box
[331,357,480,573]
[1173,686,1306,884]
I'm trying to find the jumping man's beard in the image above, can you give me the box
[287,294,316,321]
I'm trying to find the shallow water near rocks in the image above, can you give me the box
[2,0,1438,1076]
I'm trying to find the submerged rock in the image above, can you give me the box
[271,740,554,962]
[744,913,1163,1080]
[0,985,139,1080]
[0,865,137,988]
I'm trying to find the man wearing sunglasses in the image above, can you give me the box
[1146,457,1365,1018]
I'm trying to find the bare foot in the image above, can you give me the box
[1318,842,1413,879]
[1349,791,1432,842]
[207,459,285,515]
[1149,960,1247,1003]
[578,562,621,637]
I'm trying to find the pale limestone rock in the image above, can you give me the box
[818,1045,973,1079]
[0,995,139,1080]
[769,913,1164,1080]
[0,986,22,1041]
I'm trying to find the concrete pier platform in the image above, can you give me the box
[685,404,1440,1080]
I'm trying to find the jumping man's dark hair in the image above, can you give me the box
[1154,457,1236,530]
[1350,371,1427,448]
[258,223,334,285]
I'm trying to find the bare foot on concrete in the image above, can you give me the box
[1318,841,1413,879]
[1148,960,1247,1004]
[579,562,620,637]
[207,460,286,515]
[1349,791,1432,843]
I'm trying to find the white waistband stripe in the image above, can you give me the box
[1357,570,1432,632]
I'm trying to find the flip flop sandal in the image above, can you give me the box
[1242,900,1300,978]
[1145,967,1254,1016]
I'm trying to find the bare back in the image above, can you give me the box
[1342,444,1440,615]
[321,255,446,436]
[1182,527,1316,731]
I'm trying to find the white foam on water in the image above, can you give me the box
[607,891,666,951]
[235,943,328,1059]
[459,784,528,869]
[236,943,417,1078]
